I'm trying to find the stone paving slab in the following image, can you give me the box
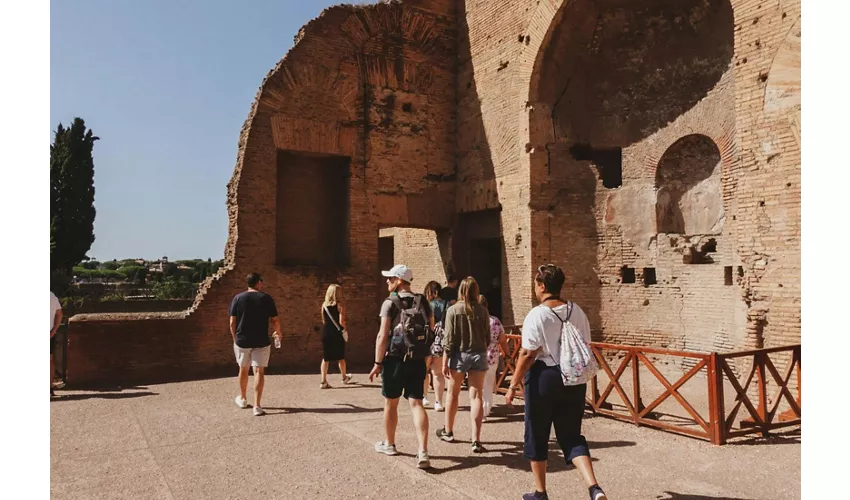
[50,373,800,500]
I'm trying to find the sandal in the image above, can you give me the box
[319,382,332,389]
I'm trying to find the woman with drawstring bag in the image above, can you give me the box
[506,264,608,500]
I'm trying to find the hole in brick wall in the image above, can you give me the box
[621,266,636,284]
[687,238,717,264]
[498,61,509,71]
[759,200,765,207]
[643,267,657,286]
[569,144,623,188]
[402,103,413,113]
[724,266,733,285]
[276,150,350,268]
[737,266,744,280]
[518,34,525,43]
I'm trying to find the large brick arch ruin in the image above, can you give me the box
[69,0,801,386]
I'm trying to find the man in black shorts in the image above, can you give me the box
[369,264,434,469]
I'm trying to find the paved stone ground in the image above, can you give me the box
[50,374,800,500]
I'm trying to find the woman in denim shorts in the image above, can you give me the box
[435,277,491,453]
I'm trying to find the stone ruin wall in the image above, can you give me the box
[67,0,800,386]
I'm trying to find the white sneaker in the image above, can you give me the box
[434,401,444,412]
[422,397,431,407]
[374,441,398,456]
[416,451,431,469]
[234,396,248,409]
[253,406,266,416]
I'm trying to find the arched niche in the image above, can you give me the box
[655,134,723,235]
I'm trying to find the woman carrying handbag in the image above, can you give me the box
[320,284,352,388]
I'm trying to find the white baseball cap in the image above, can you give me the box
[381,264,413,283]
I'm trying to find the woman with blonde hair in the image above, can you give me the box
[320,284,352,389]
[423,280,447,411]
[436,277,491,453]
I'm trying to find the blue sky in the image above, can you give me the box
[50,0,358,261]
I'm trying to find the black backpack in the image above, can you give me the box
[387,294,433,360]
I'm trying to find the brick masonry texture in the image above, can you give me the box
[69,0,800,387]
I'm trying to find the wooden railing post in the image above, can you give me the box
[632,349,644,422]
[755,352,768,435]
[708,353,726,445]
[796,347,801,413]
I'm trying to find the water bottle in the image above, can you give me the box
[273,333,281,349]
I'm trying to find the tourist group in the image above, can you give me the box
[226,263,608,500]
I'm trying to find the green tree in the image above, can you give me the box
[152,277,197,299]
[117,266,146,284]
[163,262,179,277]
[101,260,120,270]
[50,118,98,277]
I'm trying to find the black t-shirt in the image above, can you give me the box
[438,286,458,303]
[229,290,278,348]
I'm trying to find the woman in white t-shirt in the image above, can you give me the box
[505,264,607,500]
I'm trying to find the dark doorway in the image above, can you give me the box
[454,209,503,320]
[378,235,394,301]
[469,237,502,319]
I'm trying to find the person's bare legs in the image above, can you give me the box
[50,354,55,393]
[238,365,250,401]
[253,366,265,407]
[431,367,445,406]
[572,456,600,487]
[530,460,547,493]
[422,357,431,399]
[338,360,348,380]
[384,397,400,444]
[409,398,429,451]
[467,370,486,442]
[445,370,465,433]
[320,360,329,384]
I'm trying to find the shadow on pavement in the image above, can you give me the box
[657,493,754,500]
[52,391,158,402]
[425,439,635,475]
[263,403,383,415]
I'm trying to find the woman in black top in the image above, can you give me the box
[320,284,352,388]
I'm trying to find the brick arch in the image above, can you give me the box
[517,0,738,154]
[642,124,738,182]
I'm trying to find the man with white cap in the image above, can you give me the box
[369,264,435,469]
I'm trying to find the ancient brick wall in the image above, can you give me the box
[68,0,459,385]
[68,0,800,386]
[459,0,799,354]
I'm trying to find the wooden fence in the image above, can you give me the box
[497,327,800,445]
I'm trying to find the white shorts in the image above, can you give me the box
[233,344,271,368]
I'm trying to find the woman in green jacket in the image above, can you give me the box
[435,276,490,453]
